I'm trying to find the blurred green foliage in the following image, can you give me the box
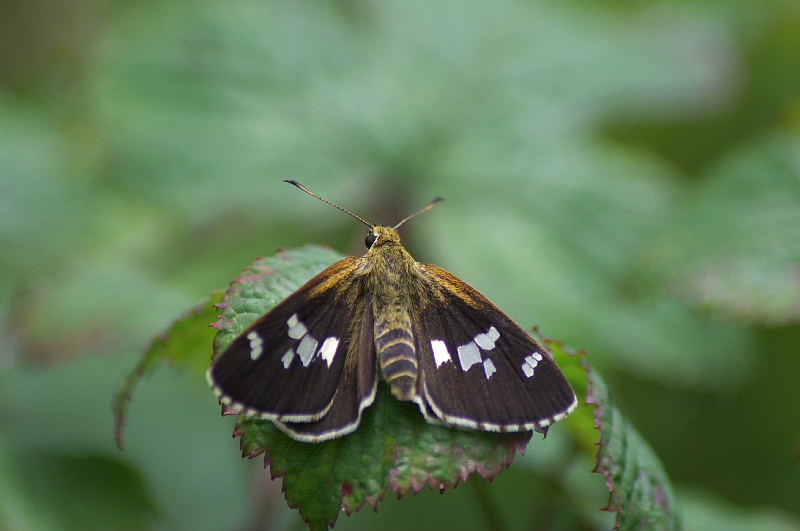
[1,0,799,529]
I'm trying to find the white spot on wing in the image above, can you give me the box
[247,331,264,360]
[319,337,339,367]
[431,340,451,367]
[521,354,539,378]
[252,347,263,361]
[281,348,294,369]
[474,326,500,350]
[297,335,318,366]
[287,313,307,339]
[457,341,481,371]
[482,358,496,379]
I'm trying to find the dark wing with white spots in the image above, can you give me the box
[412,263,577,434]
[207,257,376,433]
[274,301,377,442]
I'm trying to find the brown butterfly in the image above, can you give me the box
[207,180,576,442]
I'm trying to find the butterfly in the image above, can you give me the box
[206,180,577,442]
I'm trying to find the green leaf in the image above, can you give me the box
[588,368,681,530]
[0,445,156,530]
[112,290,224,449]
[645,133,800,325]
[235,387,530,530]
[215,245,531,530]
[536,334,597,453]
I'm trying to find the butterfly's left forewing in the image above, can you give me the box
[412,264,577,433]
[208,257,377,432]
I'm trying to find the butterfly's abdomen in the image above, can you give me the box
[374,306,417,401]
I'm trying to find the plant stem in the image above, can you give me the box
[469,475,507,531]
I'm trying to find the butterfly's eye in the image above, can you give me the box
[365,232,377,249]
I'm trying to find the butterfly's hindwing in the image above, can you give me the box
[208,257,374,425]
[412,264,577,433]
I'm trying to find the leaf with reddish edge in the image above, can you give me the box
[113,290,224,449]
[587,365,681,530]
[232,384,531,530]
[386,392,531,494]
[536,333,598,453]
[531,330,681,530]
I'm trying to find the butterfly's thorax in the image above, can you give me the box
[363,226,422,401]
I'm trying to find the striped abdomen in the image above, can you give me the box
[374,306,417,400]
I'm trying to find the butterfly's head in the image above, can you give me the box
[364,226,402,250]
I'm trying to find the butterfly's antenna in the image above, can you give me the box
[284,180,374,229]
[393,196,444,229]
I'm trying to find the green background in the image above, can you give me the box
[1,0,798,529]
